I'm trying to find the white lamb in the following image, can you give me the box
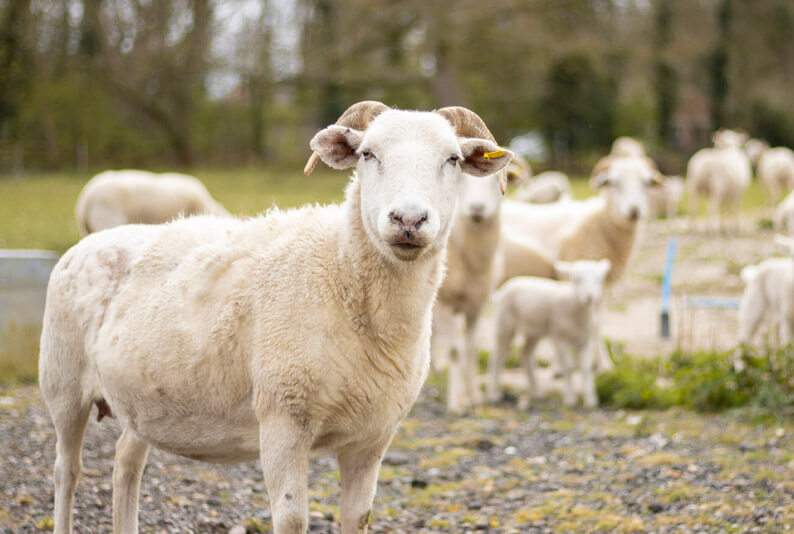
[738,234,794,348]
[74,169,229,236]
[757,147,794,205]
[511,171,571,204]
[38,101,512,534]
[774,189,794,234]
[686,129,752,231]
[487,259,611,408]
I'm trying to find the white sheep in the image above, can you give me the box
[757,147,794,205]
[431,113,510,414]
[500,156,660,287]
[647,175,684,220]
[774,189,794,234]
[74,169,229,236]
[686,129,752,230]
[738,234,794,348]
[38,101,512,534]
[510,171,571,204]
[487,259,611,408]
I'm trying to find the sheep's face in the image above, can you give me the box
[310,110,511,263]
[457,170,504,227]
[555,259,611,306]
[594,157,660,224]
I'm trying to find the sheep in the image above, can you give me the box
[74,170,230,236]
[487,259,611,408]
[500,156,660,287]
[505,152,532,186]
[431,113,510,414]
[757,147,794,205]
[38,101,512,534]
[774,189,794,234]
[738,234,794,348]
[591,136,657,178]
[511,171,572,204]
[686,129,752,231]
[647,175,684,220]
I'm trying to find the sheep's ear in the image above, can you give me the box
[648,171,665,187]
[592,172,611,189]
[309,125,364,170]
[459,138,513,182]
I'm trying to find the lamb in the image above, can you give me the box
[647,175,684,220]
[38,101,512,534]
[500,156,660,287]
[511,171,571,204]
[487,259,611,408]
[757,147,794,205]
[74,169,230,236]
[431,114,510,414]
[774,189,794,234]
[686,129,752,230]
[738,234,794,348]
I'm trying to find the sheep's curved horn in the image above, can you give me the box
[436,106,509,193]
[304,100,390,176]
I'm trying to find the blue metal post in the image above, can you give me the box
[660,237,677,339]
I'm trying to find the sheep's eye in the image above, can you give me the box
[361,150,375,161]
[447,155,460,165]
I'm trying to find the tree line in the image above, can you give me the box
[1,0,793,174]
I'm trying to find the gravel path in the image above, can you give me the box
[2,382,793,533]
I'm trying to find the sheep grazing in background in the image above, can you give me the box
[686,129,752,231]
[511,171,572,204]
[427,111,510,414]
[39,101,512,534]
[757,147,794,205]
[500,156,660,287]
[74,169,229,236]
[647,175,684,220]
[738,234,794,348]
[774,189,794,234]
[487,259,611,408]
[505,152,532,186]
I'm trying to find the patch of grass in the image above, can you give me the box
[0,167,348,254]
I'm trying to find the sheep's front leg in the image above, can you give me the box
[337,439,390,534]
[580,339,598,408]
[555,341,577,407]
[259,416,311,534]
[462,310,484,407]
[112,429,150,534]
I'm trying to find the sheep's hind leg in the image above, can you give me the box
[259,415,311,534]
[48,399,92,534]
[337,438,390,534]
[112,429,150,534]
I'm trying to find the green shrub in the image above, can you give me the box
[597,347,794,415]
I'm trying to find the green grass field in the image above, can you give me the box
[1,168,770,253]
[0,167,350,253]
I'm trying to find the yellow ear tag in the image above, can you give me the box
[483,150,506,160]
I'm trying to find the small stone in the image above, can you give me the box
[648,501,665,514]
[229,526,246,534]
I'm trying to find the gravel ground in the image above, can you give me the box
[2,381,793,533]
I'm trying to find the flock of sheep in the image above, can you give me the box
[39,100,794,533]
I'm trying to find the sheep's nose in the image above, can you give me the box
[469,203,485,215]
[389,210,428,237]
[628,207,640,221]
